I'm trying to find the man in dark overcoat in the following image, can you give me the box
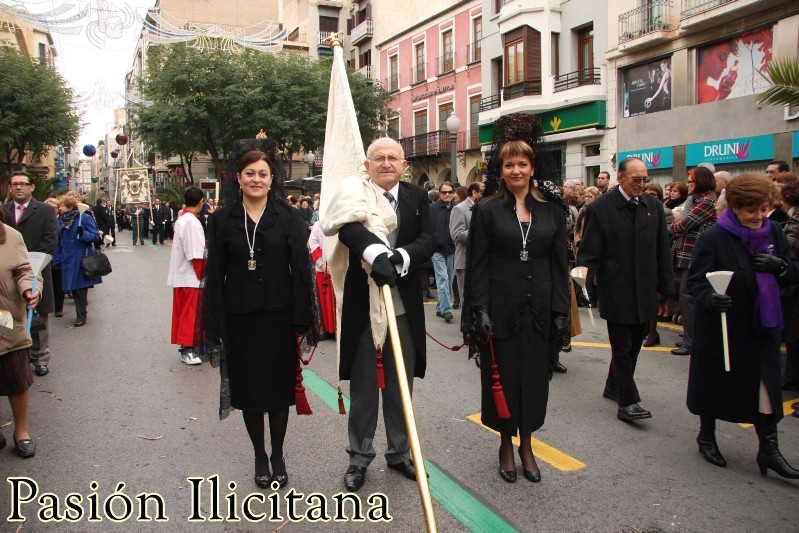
[578,157,674,421]
[326,137,435,492]
[92,199,112,241]
[2,170,58,376]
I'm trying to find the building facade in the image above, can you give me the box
[377,0,483,185]
[477,0,610,185]
[607,0,799,183]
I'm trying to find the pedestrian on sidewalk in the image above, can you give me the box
[167,187,205,365]
[430,182,456,322]
[0,209,42,458]
[203,147,316,490]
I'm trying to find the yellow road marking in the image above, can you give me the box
[467,413,586,471]
[657,322,684,331]
[739,397,799,428]
[572,341,677,353]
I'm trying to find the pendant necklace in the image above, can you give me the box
[244,202,267,270]
[515,204,532,262]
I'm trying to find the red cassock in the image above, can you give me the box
[311,246,336,334]
[171,287,200,346]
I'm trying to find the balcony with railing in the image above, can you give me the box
[355,64,373,80]
[384,73,400,93]
[351,19,373,45]
[680,0,764,29]
[554,68,601,92]
[466,40,482,64]
[480,94,501,111]
[399,131,451,159]
[503,78,543,100]
[618,0,674,50]
[437,53,455,76]
[318,31,344,47]
[411,63,426,85]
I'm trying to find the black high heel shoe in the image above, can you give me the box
[498,449,516,483]
[518,449,541,483]
[254,456,271,489]
[271,455,289,488]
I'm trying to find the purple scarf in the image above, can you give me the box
[716,208,782,331]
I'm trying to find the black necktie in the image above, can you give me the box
[384,191,396,210]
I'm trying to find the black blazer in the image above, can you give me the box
[92,205,112,231]
[2,198,58,314]
[337,181,435,380]
[577,187,674,324]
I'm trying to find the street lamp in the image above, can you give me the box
[446,111,461,183]
[306,151,315,178]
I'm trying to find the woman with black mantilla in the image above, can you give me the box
[203,147,317,489]
[463,114,569,483]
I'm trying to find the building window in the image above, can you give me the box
[442,29,454,73]
[389,55,399,91]
[584,143,600,157]
[438,102,453,132]
[577,25,594,72]
[551,33,559,77]
[586,165,600,185]
[505,39,523,85]
[38,43,46,64]
[359,48,371,69]
[414,109,428,154]
[414,42,425,83]
[472,17,482,63]
[387,116,400,139]
[319,15,339,34]
[469,95,480,148]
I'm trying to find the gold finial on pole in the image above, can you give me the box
[255,129,268,139]
[326,36,343,49]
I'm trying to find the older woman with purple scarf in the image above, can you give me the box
[686,173,799,478]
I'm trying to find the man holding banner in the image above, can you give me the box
[323,137,434,491]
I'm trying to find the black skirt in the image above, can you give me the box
[226,310,296,412]
[0,349,34,396]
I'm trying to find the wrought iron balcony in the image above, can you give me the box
[466,40,482,64]
[399,130,452,160]
[436,53,455,76]
[318,31,344,46]
[384,73,400,93]
[503,78,542,100]
[355,64,372,79]
[411,63,426,85]
[618,0,673,44]
[680,0,735,19]
[480,94,500,111]
[554,68,601,92]
[351,19,373,45]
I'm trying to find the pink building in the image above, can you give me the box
[377,0,483,185]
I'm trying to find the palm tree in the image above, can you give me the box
[757,58,799,108]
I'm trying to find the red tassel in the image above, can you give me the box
[491,362,511,419]
[376,346,386,390]
[337,386,346,414]
[294,362,312,415]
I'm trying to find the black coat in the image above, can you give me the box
[151,204,168,225]
[91,205,112,233]
[469,195,569,434]
[686,222,798,423]
[429,200,455,255]
[2,199,58,314]
[577,187,674,324]
[337,181,435,380]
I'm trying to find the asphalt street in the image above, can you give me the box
[1,237,797,532]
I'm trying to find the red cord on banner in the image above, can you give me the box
[294,333,312,415]
[375,345,386,390]
[337,386,346,414]
[486,335,510,419]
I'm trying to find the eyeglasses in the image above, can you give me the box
[440,190,454,195]
[370,155,402,165]
[9,182,31,188]
[627,177,651,184]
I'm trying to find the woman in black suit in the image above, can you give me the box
[204,149,316,489]
[467,139,569,483]
[687,173,799,478]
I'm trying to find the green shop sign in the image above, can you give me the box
[478,101,606,144]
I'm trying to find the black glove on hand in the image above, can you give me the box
[370,253,397,287]
[552,313,569,339]
[293,324,310,335]
[388,249,404,266]
[750,253,787,275]
[473,305,492,338]
[710,293,733,313]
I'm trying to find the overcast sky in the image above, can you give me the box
[14,0,155,150]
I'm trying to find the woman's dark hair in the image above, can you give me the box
[725,173,776,210]
[780,181,799,208]
[223,139,286,207]
[184,185,204,207]
[495,140,544,202]
[644,182,664,201]
[237,150,272,175]
[672,182,688,197]
[690,166,715,195]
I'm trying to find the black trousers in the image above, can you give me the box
[152,223,164,244]
[73,288,89,321]
[53,266,64,313]
[605,321,648,406]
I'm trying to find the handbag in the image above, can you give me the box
[77,216,112,277]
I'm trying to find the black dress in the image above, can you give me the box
[469,195,569,434]
[204,200,314,414]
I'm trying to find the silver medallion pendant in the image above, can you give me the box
[248,259,257,270]
[520,249,529,262]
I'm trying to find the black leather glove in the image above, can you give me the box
[473,305,492,338]
[552,313,569,339]
[388,249,404,266]
[750,253,787,275]
[293,324,310,335]
[370,253,397,287]
[710,293,733,313]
